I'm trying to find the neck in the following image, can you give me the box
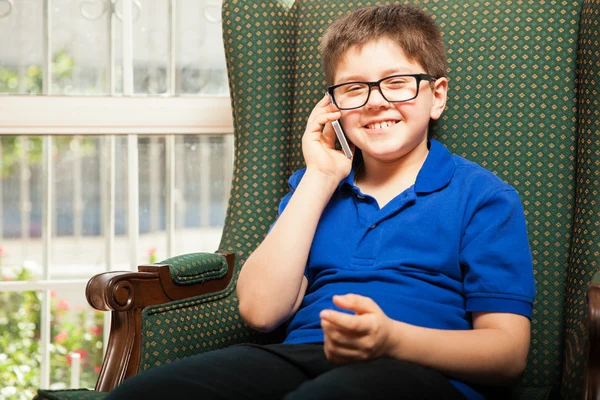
[356,138,429,189]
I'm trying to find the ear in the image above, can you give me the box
[430,77,448,121]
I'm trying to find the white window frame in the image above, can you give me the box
[0,0,234,391]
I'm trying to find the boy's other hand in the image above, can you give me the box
[302,94,353,183]
[320,294,393,364]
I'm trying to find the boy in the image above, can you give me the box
[107,4,535,400]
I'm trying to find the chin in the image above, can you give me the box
[362,147,406,162]
[361,140,407,157]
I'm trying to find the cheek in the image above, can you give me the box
[340,111,360,126]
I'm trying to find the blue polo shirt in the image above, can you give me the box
[273,139,535,399]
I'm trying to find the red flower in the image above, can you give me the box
[89,326,103,336]
[147,247,157,255]
[0,246,7,257]
[54,330,68,344]
[67,349,89,366]
[94,366,102,373]
[55,299,70,311]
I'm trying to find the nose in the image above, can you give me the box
[365,86,389,109]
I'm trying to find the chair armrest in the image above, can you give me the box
[586,271,600,400]
[86,252,235,392]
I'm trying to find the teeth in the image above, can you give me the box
[367,120,397,129]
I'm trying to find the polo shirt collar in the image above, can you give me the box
[414,139,455,194]
[338,139,455,195]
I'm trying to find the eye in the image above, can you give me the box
[346,84,366,93]
[339,84,367,96]
[384,78,410,88]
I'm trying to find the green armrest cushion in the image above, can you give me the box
[35,389,106,400]
[159,252,228,285]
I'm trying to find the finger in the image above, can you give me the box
[321,310,369,334]
[306,94,339,128]
[323,338,352,365]
[319,92,331,105]
[323,337,364,364]
[311,94,338,117]
[333,294,380,315]
[322,320,363,348]
[314,111,341,127]
[305,111,341,138]
[322,121,336,148]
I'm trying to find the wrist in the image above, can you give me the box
[304,166,344,190]
[383,319,413,360]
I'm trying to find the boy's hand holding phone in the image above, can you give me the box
[302,94,354,183]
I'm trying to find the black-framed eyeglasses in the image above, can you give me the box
[327,73,436,110]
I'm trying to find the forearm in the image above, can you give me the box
[237,168,339,331]
[386,320,529,384]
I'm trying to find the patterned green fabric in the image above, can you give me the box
[140,264,285,371]
[219,0,297,263]
[159,253,228,285]
[562,0,600,398]
[35,389,105,400]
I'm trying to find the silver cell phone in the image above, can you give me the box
[331,120,353,159]
[327,93,353,159]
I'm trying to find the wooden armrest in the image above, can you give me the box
[86,253,235,392]
[586,271,600,400]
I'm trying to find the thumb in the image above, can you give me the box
[333,294,379,315]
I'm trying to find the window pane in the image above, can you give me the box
[0,136,44,281]
[0,289,42,399]
[0,0,44,94]
[173,134,232,256]
[51,0,111,95]
[1,1,229,97]
[0,287,104,396]
[177,0,228,95]
[49,286,103,390]
[52,136,106,279]
[138,136,166,263]
[1,133,233,279]
[114,0,170,95]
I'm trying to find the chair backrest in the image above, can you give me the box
[218,0,600,398]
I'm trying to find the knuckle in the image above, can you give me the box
[329,330,341,343]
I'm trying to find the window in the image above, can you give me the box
[0,1,233,397]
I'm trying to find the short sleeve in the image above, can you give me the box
[459,189,536,318]
[267,168,307,233]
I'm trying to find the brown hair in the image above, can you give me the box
[320,4,447,85]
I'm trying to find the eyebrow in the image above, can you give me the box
[336,67,416,84]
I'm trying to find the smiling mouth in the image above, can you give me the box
[364,120,400,130]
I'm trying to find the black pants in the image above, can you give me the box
[105,343,467,400]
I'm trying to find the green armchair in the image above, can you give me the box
[35,0,600,399]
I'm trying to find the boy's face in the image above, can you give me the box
[333,37,448,163]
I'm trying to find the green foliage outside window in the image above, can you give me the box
[0,48,74,95]
[0,49,95,179]
[0,261,104,400]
